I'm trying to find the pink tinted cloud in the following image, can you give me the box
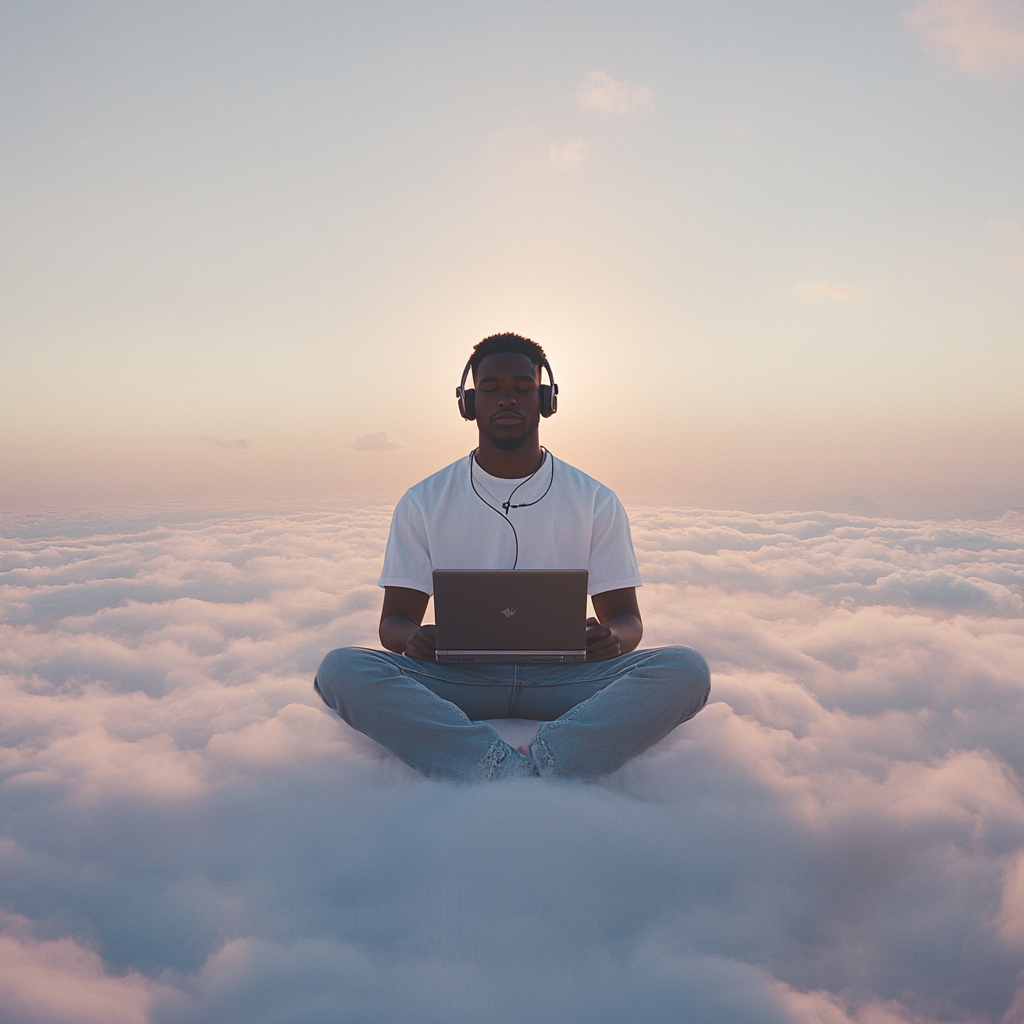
[1,504,1023,1021]
[576,70,653,114]
[906,0,1024,78]
[547,138,588,170]
[0,913,165,1024]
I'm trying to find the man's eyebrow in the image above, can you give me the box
[478,374,538,384]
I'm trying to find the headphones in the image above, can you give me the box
[456,356,559,421]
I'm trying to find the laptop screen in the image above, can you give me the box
[433,570,588,663]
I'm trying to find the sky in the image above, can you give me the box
[1,0,1022,516]
[2,502,1024,1022]
[3,9,1024,1019]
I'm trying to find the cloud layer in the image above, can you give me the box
[1,504,1024,1022]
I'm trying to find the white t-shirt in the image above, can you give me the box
[379,452,643,596]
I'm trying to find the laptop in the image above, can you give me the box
[432,570,588,663]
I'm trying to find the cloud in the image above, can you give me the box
[793,280,869,301]
[575,70,653,115]
[905,0,1024,78]
[199,436,251,450]
[1,504,1024,1021]
[348,431,404,452]
[0,913,166,1024]
[547,138,588,171]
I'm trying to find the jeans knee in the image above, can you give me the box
[314,646,384,713]
[658,645,711,713]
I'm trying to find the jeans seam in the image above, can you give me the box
[507,666,520,716]
[393,662,509,688]
[362,647,675,688]
[520,650,670,687]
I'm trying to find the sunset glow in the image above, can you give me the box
[2,1,1021,515]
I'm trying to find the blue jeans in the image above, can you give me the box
[314,646,710,781]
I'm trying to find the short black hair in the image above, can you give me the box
[469,333,547,373]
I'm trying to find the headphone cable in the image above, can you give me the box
[468,448,554,570]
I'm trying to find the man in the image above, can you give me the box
[314,333,710,780]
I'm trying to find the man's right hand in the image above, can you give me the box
[404,624,437,661]
[380,587,432,655]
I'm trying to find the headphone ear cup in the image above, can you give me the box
[458,387,476,420]
[539,384,556,417]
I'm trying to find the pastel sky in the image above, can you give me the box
[2,0,1022,515]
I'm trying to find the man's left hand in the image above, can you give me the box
[585,617,622,661]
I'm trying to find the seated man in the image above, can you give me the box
[314,333,710,781]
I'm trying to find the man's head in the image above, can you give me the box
[465,333,551,452]
[469,333,547,376]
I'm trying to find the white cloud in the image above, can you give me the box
[349,431,404,451]
[1,504,1024,1021]
[575,70,653,115]
[794,280,869,301]
[547,138,588,171]
[905,0,1024,78]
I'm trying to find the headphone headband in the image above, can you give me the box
[456,355,558,421]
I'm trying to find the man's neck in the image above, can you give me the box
[473,434,544,478]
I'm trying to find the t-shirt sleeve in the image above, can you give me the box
[378,491,434,594]
[588,488,643,594]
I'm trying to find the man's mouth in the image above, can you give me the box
[490,413,524,426]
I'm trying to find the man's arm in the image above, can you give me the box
[379,586,436,660]
[587,587,643,661]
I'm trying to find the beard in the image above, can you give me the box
[483,422,537,451]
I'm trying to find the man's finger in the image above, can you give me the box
[587,642,621,661]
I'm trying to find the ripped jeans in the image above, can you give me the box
[313,646,710,782]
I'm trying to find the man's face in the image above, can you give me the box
[472,352,542,451]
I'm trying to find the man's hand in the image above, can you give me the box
[586,617,622,661]
[587,588,643,660]
[380,586,432,656]
[404,624,437,661]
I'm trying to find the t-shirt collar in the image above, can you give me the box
[469,451,550,506]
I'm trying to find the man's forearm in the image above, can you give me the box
[379,615,421,654]
[606,613,642,654]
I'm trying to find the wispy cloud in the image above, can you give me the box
[349,431,404,452]
[793,279,869,301]
[575,70,653,115]
[905,0,1024,79]
[547,138,588,171]
[199,435,251,450]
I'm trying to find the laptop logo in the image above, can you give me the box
[501,607,516,617]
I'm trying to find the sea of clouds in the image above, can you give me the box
[1,502,1023,1024]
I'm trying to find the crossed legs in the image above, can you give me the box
[314,646,710,782]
